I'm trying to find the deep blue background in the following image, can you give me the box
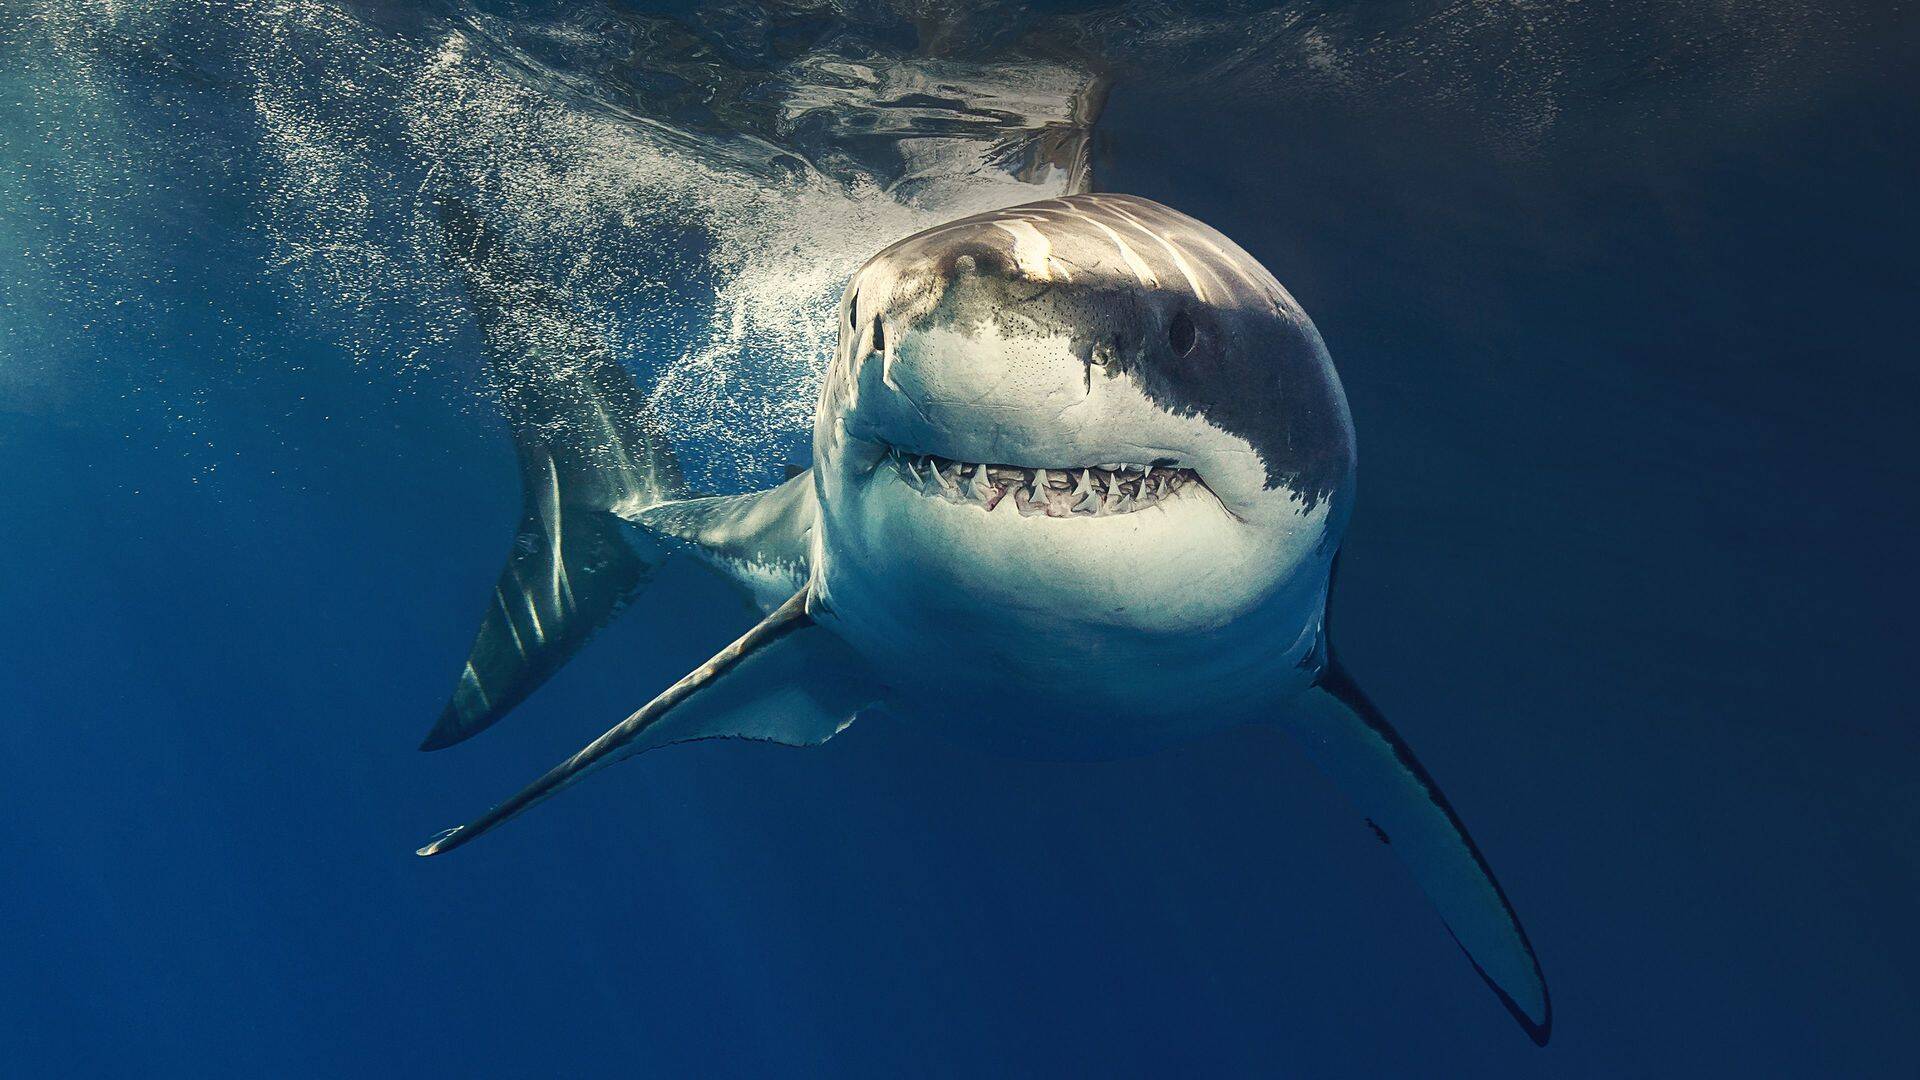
[3,6,1916,1077]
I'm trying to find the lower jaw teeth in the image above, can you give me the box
[889,451,1193,517]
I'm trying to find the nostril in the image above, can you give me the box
[871,318,885,353]
[1169,312,1196,357]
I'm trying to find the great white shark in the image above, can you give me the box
[417,192,1552,1045]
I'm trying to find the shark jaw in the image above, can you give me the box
[881,444,1209,517]
[819,424,1309,649]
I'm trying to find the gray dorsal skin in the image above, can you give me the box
[417,193,1551,1045]
[631,472,816,613]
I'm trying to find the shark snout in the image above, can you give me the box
[828,193,1354,524]
[846,313,1109,469]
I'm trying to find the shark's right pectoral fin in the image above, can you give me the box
[417,588,881,857]
[1280,661,1552,1045]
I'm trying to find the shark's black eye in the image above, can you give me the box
[846,289,859,329]
[1169,311,1196,357]
[871,318,885,353]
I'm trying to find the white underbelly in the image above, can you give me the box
[813,472,1329,757]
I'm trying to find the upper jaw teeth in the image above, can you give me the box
[883,448,1199,517]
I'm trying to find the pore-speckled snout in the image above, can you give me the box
[816,193,1354,525]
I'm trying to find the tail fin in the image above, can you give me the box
[423,197,687,750]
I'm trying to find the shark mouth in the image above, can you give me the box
[885,447,1203,517]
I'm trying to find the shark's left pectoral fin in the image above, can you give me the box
[1280,662,1552,1045]
[418,588,880,856]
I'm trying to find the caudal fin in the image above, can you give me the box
[423,196,687,750]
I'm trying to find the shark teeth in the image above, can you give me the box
[888,449,1200,518]
[966,463,994,501]
[930,459,957,494]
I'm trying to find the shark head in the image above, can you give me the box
[811,194,1356,735]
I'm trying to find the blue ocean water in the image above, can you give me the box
[2,2,1915,1076]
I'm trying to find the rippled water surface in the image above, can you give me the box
[2,2,1914,1076]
